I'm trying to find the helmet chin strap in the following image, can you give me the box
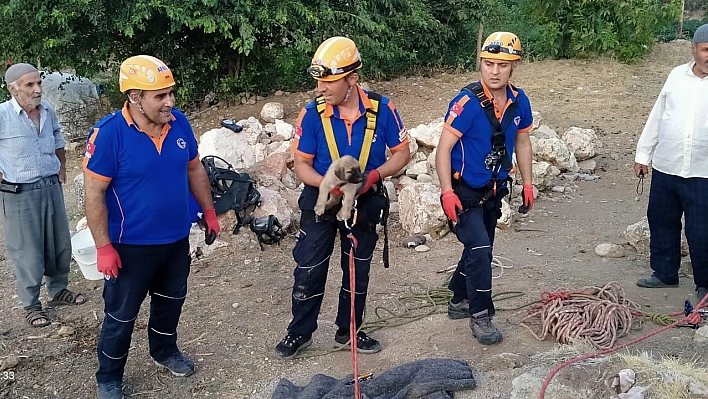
[128,96,159,126]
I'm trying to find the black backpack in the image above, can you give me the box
[201,155,286,249]
[201,155,261,217]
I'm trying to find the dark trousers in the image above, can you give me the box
[96,237,191,384]
[287,216,378,337]
[647,170,708,289]
[448,185,506,316]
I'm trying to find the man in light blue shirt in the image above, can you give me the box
[0,63,85,328]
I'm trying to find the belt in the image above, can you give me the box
[2,175,60,191]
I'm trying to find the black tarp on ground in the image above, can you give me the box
[272,358,476,399]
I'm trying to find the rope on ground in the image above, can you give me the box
[539,291,708,399]
[293,255,530,358]
[363,256,523,332]
[492,255,514,279]
[520,282,640,350]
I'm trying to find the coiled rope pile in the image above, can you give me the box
[520,282,640,350]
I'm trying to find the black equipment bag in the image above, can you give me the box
[201,155,261,216]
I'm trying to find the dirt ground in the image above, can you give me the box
[1,41,706,399]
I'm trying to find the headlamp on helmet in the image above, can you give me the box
[308,36,363,82]
[480,32,522,61]
[307,60,362,80]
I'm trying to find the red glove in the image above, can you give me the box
[440,189,463,223]
[203,208,220,245]
[330,186,344,196]
[357,169,381,195]
[96,242,121,278]
[520,184,535,213]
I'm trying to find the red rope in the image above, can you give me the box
[539,290,586,303]
[348,233,361,399]
[539,293,708,399]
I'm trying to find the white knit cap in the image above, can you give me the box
[4,63,39,85]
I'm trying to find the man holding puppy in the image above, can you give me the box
[275,36,411,359]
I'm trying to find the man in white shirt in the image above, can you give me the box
[634,24,708,302]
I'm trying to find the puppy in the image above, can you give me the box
[315,155,364,221]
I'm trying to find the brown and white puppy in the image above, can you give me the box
[315,155,363,221]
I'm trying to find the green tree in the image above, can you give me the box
[0,0,488,106]
[519,0,680,62]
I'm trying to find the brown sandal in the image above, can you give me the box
[47,289,86,307]
[25,308,51,328]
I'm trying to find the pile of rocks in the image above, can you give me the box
[71,101,605,242]
[194,103,604,238]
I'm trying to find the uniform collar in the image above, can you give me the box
[480,81,519,101]
[321,85,374,118]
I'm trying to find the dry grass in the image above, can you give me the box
[529,340,612,367]
[618,352,708,399]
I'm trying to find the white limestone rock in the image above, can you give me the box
[595,243,626,258]
[409,118,443,148]
[398,183,446,235]
[562,126,601,161]
[260,102,284,123]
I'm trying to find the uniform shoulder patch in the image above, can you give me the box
[450,101,465,118]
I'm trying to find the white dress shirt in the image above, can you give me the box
[635,60,708,178]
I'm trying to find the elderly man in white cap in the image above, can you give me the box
[634,24,708,302]
[0,63,85,328]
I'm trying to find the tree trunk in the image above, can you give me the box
[677,0,685,39]
[476,22,484,72]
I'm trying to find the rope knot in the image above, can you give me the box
[685,312,702,325]
[541,291,571,303]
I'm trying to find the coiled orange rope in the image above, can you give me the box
[520,282,640,350]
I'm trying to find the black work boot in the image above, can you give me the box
[97,380,125,399]
[469,310,503,345]
[334,330,382,354]
[274,333,312,360]
[154,351,195,377]
[448,299,471,319]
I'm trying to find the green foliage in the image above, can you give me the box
[1,0,683,107]
[0,0,488,109]
[655,18,708,42]
[484,0,557,61]
[518,0,681,63]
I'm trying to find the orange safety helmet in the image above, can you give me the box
[307,36,362,82]
[119,55,175,93]
[480,32,522,61]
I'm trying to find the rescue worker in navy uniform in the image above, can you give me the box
[436,32,535,345]
[274,36,411,359]
[84,55,219,399]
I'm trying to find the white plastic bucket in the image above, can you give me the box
[71,229,104,280]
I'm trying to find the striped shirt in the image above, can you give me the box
[0,97,66,183]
